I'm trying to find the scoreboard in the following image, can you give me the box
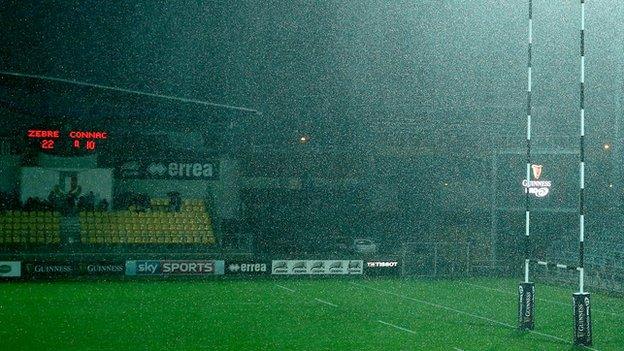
[27,129,108,151]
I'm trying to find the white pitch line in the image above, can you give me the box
[453,348,464,351]
[377,320,416,334]
[350,282,600,351]
[462,282,619,318]
[315,298,338,307]
[275,284,295,293]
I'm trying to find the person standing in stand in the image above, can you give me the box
[66,176,82,215]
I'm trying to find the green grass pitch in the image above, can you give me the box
[0,277,621,350]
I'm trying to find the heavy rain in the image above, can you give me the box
[0,1,622,350]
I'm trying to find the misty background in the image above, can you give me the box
[0,0,623,258]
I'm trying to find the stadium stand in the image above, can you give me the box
[0,211,61,244]
[79,199,215,244]
[542,235,624,293]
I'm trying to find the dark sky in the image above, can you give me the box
[1,0,623,149]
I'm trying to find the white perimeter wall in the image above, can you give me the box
[21,167,113,204]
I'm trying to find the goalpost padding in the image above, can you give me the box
[573,292,592,346]
[518,282,535,330]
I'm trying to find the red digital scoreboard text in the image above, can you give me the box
[27,129,108,151]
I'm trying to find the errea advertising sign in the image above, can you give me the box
[226,261,269,275]
[118,160,219,180]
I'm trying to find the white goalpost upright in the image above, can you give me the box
[517,0,592,346]
[572,0,592,346]
[517,0,535,332]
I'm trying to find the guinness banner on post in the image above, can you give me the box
[518,282,535,330]
[117,159,219,180]
[573,293,592,346]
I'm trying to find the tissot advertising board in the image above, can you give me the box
[365,260,401,276]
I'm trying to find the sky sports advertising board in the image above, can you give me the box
[125,260,225,276]
[271,260,363,275]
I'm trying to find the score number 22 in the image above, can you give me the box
[41,140,55,149]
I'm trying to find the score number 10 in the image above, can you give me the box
[73,139,97,150]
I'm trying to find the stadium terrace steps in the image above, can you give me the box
[78,199,215,245]
[62,216,81,244]
[0,211,61,245]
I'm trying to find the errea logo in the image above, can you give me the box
[228,263,267,273]
[148,163,167,176]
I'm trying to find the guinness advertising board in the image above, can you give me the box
[24,261,78,278]
[79,261,125,276]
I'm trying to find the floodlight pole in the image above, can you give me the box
[573,0,592,346]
